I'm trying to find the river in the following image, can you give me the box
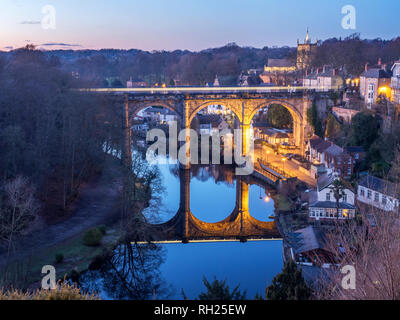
[79,156,284,299]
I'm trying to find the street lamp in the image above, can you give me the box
[282,157,287,175]
[266,149,270,163]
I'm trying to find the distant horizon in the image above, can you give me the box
[1,34,399,54]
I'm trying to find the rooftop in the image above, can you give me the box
[361,68,391,79]
[310,201,355,209]
[308,135,324,148]
[345,146,365,153]
[324,144,344,157]
[314,140,332,153]
[358,175,398,198]
[266,58,295,68]
[286,225,329,254]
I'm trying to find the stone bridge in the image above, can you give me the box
[84,87,335,166]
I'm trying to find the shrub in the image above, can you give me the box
[83,228,103,247]
[0,281,100,300]
[55,253,64,264]
[98,225,107,235]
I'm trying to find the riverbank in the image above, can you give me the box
[0,156,125,288]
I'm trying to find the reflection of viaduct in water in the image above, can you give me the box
[152,169,280,241]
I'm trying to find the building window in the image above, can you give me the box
[360,188,365,197]
[367,190,372,199]
[368,83,375,101]
[374,192,380,202]
[326,193,331,201]
[355,153,359,160]
[343,194,347,202]
[382,196,387,205]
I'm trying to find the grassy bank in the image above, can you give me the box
[1,225,121,289]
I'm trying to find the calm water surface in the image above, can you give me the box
[80,158,283,299]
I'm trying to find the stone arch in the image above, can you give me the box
[128,101,182,125]
[188,100,242,124]
[247,100,302,125]
[247,100,304,149]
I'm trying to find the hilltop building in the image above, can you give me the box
[259,58,297,86]
[297,29,318,70]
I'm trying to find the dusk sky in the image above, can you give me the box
[1,0,399,51]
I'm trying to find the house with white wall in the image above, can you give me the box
[303,66,344,90]
[391,60,400,105]
[357,175,399,212]
[360,62,391,105]
[309,175,356,220]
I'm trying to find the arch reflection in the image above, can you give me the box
[152,168,280,242]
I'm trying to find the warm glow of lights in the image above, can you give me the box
[264,196,270,202]
[78,86,337,94]
[282,157,287,162]
[378,86,391,98]
[161,83,166,88]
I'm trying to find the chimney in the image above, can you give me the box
[333,68,338,76]
[306,69,309,76]
[323,65,327,73]
[365,62,369,72]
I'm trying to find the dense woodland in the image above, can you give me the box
[0,46,124,251]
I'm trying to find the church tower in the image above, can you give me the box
[297,29,317,70]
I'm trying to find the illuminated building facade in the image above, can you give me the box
[360,61,391,105]
[296,29,317,70]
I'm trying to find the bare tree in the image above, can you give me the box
[316,182,400,299]
[0,176,39,257]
